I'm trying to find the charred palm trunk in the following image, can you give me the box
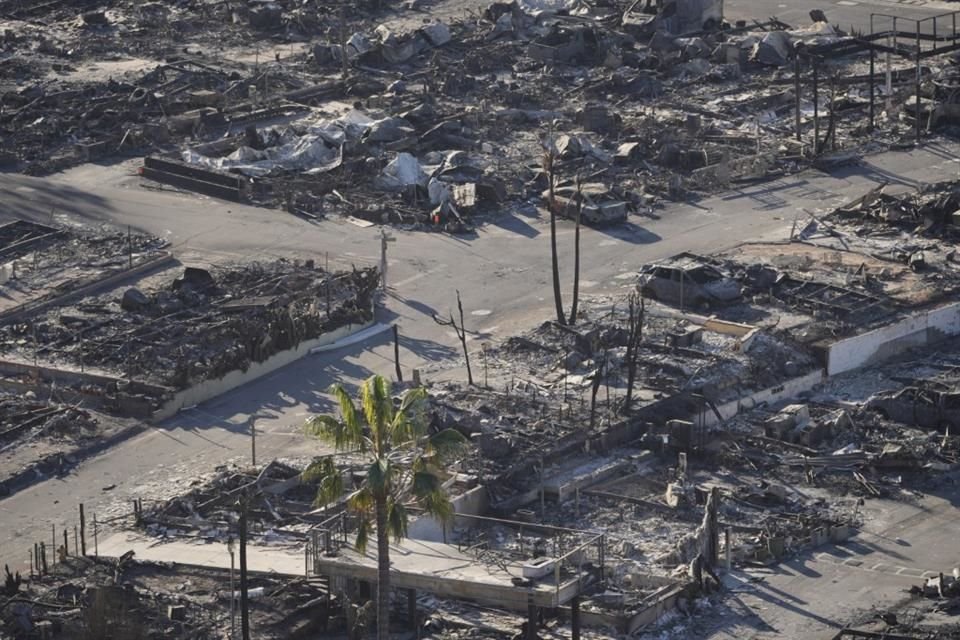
[376,498,391,640]
[546,152,565,326]
[568,190,582,325]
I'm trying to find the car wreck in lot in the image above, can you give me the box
[638,253,742,309]
[864,384,960,431]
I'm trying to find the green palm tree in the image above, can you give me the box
[303,375,466,640]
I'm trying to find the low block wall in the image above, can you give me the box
[560,582,685,634]
[154,319,374,421]
[701,369,826,428]
[827,302,960,375]
[408,485,489,542]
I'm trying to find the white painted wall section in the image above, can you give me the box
[155,319,375,421]
[827,302,960,376]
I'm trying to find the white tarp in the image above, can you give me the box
[184,134,342,178]
[552,134,612,164]
[376,152,428,190]
[182,111,374,177]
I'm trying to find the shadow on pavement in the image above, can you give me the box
[595,220,662,244]
[826,161,922,190]
[486,212,540,239]
[0,176,116,225]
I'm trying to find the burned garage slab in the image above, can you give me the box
[0,221,172,319]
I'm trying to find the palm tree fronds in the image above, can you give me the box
[427,428,468,462]
[355,518,371,554]
[302,457,345,507]
[303,415,341,441]
[329,383,367,451]
[348,486,375,514]
[387,501,408,542]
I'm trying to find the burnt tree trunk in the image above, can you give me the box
[456,292,473,386]
[568,177,583,326]
[623,294,645,414]
[239,493,250,640]
[590,356,605,430]
[545,150,566,326]
[433,291,474,386]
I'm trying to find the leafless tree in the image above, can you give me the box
[590,352,606,430]
[623,293,645,413]
[433,290,474,385]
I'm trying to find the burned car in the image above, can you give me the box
[638,253,742,309]
[864,385,960,431]
[543,182,629,225]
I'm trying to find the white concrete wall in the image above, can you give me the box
[702,369,825,428]
[407,485,489,542]
[827,302,960,376]
[929,303,960,336]
[154,319,373,421]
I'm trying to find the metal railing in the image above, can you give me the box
[305,510,351,576]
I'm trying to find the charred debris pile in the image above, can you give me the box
[0,260,378,406]
[4,1,960,225]
[0,395,99,453]
[0,220,169,311]
[136,459,332,541]
[428,294,818,503]
[0,552,328,640]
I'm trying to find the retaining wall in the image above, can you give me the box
[701,369,826,428]
[560,582,686,634]
[407,485,489,542]
[826,301,960,375]
[153,319,375,421]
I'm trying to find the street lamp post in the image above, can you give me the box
[227,536,236,639]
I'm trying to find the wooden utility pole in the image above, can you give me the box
[79,504,86,556]
[393,325,403,382]
[813,59,820,154]
[794,52,802,141]
[915,23,922,144]
[239,493,251,640]
[623,294,645,413]
[251,421,256,467]
[869,46,875,132]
